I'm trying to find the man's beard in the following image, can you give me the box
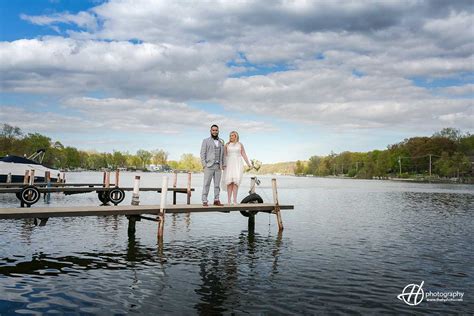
[211,134,219,139]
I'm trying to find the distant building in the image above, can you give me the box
[146,164,171,172]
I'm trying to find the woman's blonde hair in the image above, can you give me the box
[227,131,239,144]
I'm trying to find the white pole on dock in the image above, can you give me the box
[29,169,35,186]
[272,178,284,231]
[158,176,169,239]
[6,173,12,183]
[131,175,141,206]
[187,172,192,205]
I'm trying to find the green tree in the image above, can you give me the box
[63,147,81,169]
[0,124,22,155]
[111,151,127,169]
[178,153,202,172]
[136,149,152,169]
[151,149,168,165]
[294,160,305,175]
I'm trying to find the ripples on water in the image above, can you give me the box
[0,173,473,314]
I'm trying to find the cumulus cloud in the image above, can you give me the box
[1,0,473,137]
[20,11,98,31]
[0,97,275,135]
[0,38,233,98]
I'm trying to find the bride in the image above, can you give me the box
[221,131,252,205]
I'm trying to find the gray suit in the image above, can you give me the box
[200,137,225,203]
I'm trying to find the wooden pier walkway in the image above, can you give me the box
[1,172,294,236]
[0,203,294,219]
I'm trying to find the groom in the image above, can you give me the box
[200,124,225,206]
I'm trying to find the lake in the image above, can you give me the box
[0,172,473,314]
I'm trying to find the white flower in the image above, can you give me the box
[251,159,262,171]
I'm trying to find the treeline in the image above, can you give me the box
[0,124,203,172]
[293,128,473,179]
[2,124,472,178]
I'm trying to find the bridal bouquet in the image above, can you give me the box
[246,159,262,172]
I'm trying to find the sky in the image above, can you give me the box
[0,0,473,163]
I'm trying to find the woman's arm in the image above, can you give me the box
[240,143,251,167]
[223,144,227,170]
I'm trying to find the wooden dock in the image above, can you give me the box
[1,173,293,237]
[2,170,194,207]
[0,203,294,219]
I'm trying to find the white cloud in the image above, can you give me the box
[1,0,473,145]
[437,84,474,96]
[20,11,98,30]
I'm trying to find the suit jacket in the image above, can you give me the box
[201,137,225,168]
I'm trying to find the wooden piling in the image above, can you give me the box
[61,172,66,183]
[29,170,35,186]
[102,171,107,186]
[186,172,192,205]
[158,176,169,239]
[44,171,51,203]
[272,178,284,231]
[105,171,110,188]
[248,177,256,230]
[249,177,256,194]
[172,171,178,205]
[131,175,140,206]
[115,169,120,187]
[127,215,141,236]
[6,173,12,184]
[23,170,29,185]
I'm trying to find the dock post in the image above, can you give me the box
[115,169,120,187]
[61,172,66,183]
[102,171,107,186]
[158,176,169,239]
[172,171,178,205]
[131,175,140,206]
[105,171,110,188]
[29,169,35,186]
[127,215,140,237]
[23,170,29,185]
[186,172,192,205]
[272,178,284,231]
[26,170,35,208]
[6,173,12,183]
[248,177,256,230]
[44,171,51,203]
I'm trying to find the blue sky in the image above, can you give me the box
[1,0,473,162]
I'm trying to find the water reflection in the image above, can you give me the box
[192,231,284,315]
[0,237,161,277]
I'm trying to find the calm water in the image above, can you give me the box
[0,172,473,314]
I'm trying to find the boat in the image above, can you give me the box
[0,149,61,183]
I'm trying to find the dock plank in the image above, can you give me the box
[0,203,294,219]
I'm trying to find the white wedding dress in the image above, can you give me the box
[221,142,245,191]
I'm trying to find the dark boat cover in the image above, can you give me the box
[0,155,42,165]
